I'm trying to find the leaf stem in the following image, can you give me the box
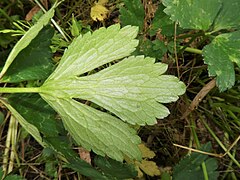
[0,87,40,93]
[181,46,203,55]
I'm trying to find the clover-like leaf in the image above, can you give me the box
[39,24,186,161]
[162,0,221,30]
[203,31,240,91]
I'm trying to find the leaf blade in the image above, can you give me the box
[40,94,142,161]
[162,0,221,30]
[1,26,54,82]
[0,5,55,79]
[203,31,240,91]
[42,56,186,125]
[47,24,138,80]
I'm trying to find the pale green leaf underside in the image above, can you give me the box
[40,24,186,161]
[162,0,221,30]
[203,31,240,91]
[41,56,186,125]
[40,94,141,162]
[0,99,45,147]
[47,24,139,80]
[0,5,55,79]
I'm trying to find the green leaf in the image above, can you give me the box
[1,26,54,83]
[42,56,185,125]
[47,24,138,80]
[0,4,56,79]
[213,0,240,31]
[40,24,186,161]
[45,137,107,180]
[149,4,176,37]
[0,98,45,147]
[203,31,240,91]
[40,95,142,162]
[162,0,221,30]
[94,155,138,179]
[6,94,61,137]
[119,0,145,32]
[173,142,219,180]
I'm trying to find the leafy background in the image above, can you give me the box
[0,0,240,179]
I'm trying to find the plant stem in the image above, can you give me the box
[190,117,209,180]
[181,46,203,55]
[0,87,40,93]
[200,116,240,168]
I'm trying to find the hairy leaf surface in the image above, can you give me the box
[1,26,54,82]
[162,0,221,30]
[47,24,138,80]
[0,4,55,79]
[203,31,240,91]
[40,24,186,161]
[40,94,142,161]
[42,56,185,125]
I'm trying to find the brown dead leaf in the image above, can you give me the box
[25,0,48,21]
[78,147,91,164]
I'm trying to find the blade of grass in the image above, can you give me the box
[199,116,240,168]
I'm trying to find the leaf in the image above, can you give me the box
[213,0,240,31]
[45,137,107,180]
[173,142,219,180]
[46,24,138,80]
[0,4,56,79]
[1,26,54,83]
[42,56,185,125]
[6,93,61,137]
[0,98,45,147]
[136,160,161,177]
[203,31,240,91]
[119,0,145,32]
[138,143,155,159]
[40,95,142,162]
[90,0,109,21]
[162,0,221,30]
[149,4,176,37]
[94,155,138,179]
[40,24,186,161]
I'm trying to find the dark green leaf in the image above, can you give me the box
[203,31,240,91]
[45,136,107,180]
[0,168,25,180]
[1,26,54,83]
[162,0,221,31]
[137,39,167,60]
[6,93,62,137]
[150,4,176,37]
[119,0,145,32]
[173,142,219,180]
[213,0,240,31]
[94,156,137,179]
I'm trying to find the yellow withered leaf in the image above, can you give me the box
[138,143,156,158]
[90,0,109,21]
[136,160,161,177]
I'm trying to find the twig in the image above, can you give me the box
[181,78,216,119]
